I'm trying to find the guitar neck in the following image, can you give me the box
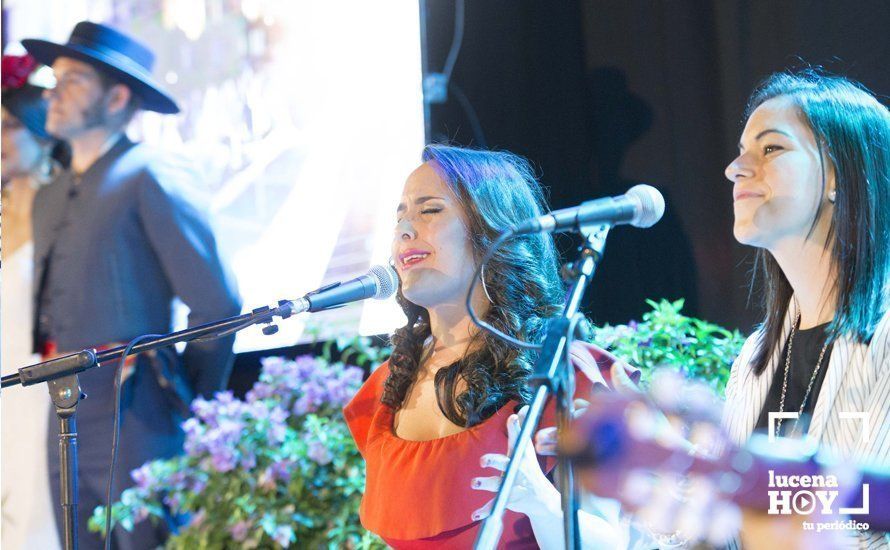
[565,395,890,531]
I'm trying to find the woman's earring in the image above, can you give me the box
[480,264,494,304]
[828,189,837,203]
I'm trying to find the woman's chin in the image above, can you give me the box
[733,221,763,247]
[400,281,432,308]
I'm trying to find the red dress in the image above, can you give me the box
[344,342,634,548]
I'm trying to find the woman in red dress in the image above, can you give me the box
[345,145,627,548]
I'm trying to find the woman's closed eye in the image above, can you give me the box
[396,208,442,223]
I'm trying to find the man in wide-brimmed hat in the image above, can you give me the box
[23,21,241,550]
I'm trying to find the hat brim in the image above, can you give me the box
[23,38,180,114]
[1,85,52,139]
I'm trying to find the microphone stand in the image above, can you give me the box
[474,224,611,550]
[1,301,298,550]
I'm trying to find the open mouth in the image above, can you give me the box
[399,251,430,269]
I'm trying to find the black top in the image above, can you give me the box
[754,323,834,437]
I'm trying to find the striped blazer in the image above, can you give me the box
[722,298,890,548]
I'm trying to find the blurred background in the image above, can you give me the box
[3,0,889,359]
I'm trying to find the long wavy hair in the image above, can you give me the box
[382,145,565,426]
[745,70,890,375]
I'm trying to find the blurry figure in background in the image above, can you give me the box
[723,70,890,547]
[581,67,698,325]
[22,22,241,549]
[1,52,66,550]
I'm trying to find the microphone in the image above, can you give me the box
[512,184,665,234]
[290,264,399,314]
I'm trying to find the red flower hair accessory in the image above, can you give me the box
[2,54,39,89]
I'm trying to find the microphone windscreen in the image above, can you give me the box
[627,184,665,228]
[369,264,399,299]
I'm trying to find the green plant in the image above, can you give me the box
[590,299,745,394]
[90,339,387,549]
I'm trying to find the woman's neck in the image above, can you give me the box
[770,236,837,329]
[425,293,490,366]
[1,176,38,258]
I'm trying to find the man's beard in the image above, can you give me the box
[80,95,111,131]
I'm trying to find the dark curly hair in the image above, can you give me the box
[382,144,565,427]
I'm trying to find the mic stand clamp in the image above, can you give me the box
[474,224,610,550]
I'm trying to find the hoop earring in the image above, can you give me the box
[480,264,494,304]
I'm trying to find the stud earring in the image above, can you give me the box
[828,189,837,203]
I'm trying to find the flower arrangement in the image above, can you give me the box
[90,341,387,549]
[1,54,38,89]
[591,299,745,393]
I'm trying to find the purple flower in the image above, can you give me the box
[131,464,155,491]
[164,493,182,510]
[266,407,289,443]
[273,525,294,547]
[259,458,293,490]
[270,459,293,481]
[132,507,149,523]
[167,471,187,491]
[228,520,251,542]
[293,355,319,377]
[189,477,207,494]
[184,437,204,459]
[208,447,238,473]
[190,398,215,421]
[214,390,235,404]
[292,395,312,416]
[246,381,278,403]
[307,440,332,465]
[182,417,202,438]
[240,451,257,470]
[246,401,271,421]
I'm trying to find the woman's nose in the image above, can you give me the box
[395,218,416,241]
[725,154,754,183]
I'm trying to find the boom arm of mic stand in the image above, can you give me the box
[1,300,299,390]
[474,225,610,550]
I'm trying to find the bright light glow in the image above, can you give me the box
[227,1,424,351]
[5,0,424,354]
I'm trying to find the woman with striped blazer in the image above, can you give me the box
[722,70,890,548]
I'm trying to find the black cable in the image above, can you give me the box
[441,0,465,82]
[104,333,162,550]
[97,300,297,545]
[197,308,277,341]
[466,228,541,350]
[448,81,488,148]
